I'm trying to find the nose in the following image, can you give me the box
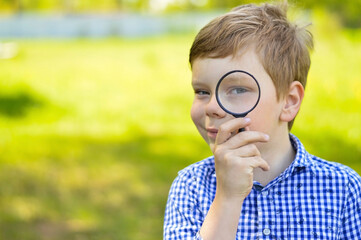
[205,94,226,118]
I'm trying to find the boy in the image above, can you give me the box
[163,2,361,240]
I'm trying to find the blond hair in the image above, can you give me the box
[189,3,313,129]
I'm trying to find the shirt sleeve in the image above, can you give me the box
[340,172,361,239]
[163,170,204,240]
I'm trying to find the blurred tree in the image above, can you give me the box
[14,0,23,12]
[298,0,361,28]
[0,0,24,12]
[0,0,360,27]
[115,0,122,10]
[63,0,75,13]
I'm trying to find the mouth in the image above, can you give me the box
[206,127,218,140]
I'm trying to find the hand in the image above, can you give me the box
[213,118,270,201]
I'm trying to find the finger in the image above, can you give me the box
[216,118,251,145]
[224,131,270,149]
[246,156,270,171]
[232,143,261,158]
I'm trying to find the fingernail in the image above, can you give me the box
[264,134,270,140]
[244,118,251,123]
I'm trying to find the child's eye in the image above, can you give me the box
[194,90,210,96]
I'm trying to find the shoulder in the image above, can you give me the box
[168,156,215,194]
[167,156,216,204]
[291,134,361,187]
[177,156,215,180]
[309,154,361,189]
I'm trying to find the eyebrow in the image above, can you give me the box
[192,76,209,85]
[191,80,207,88]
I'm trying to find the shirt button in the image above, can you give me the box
[262,191,268,196]
[263,228,271,236]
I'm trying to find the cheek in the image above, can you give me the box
[248,96,281,132]
[249,111,273,133]
[190,102,203,125]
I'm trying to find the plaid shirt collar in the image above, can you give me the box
[278,133,315,181]
[254,134,315,189]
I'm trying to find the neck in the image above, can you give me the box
[253,132,295,186]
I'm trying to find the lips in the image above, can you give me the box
[206,127,218,139]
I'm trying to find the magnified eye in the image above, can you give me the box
[230,87,248,95]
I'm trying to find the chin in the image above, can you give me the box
[208,142,216,153]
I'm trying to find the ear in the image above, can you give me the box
[279,81,304,123]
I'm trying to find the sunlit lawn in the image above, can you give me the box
[0,21,360,239]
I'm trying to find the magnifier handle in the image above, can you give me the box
[238,128,245,132]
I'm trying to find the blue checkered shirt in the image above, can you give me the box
[163,134,361,239]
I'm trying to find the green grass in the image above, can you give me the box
[0,25,360,239]
[0,35,211,240]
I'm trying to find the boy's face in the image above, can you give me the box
[191,48,286,152]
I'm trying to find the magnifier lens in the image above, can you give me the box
[217,71,260,117]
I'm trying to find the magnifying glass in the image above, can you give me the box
[215,70,261,132]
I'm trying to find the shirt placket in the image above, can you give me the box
[255,184,277,240]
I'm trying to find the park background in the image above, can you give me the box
[0,0,360,239]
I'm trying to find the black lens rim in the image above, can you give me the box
[215,70,261,118]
